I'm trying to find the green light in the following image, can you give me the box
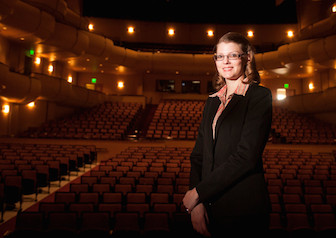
[91,78,97,84]
[29,49,34,56]
[284,83,289,89]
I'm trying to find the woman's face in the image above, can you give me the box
[215,42,246,81]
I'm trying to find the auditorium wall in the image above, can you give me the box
[77,72,144,96]
[0,98,76,137]
[142,72,213,104]
[1,33,336,136]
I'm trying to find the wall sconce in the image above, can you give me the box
[247,30,254,37]
[2,104,10,114]
[117,81,124,89]
[309,82,314,90]
[287,30,294,38]
[127,26,135,34]
[27,102,35,108]
[88,23,94,31]
[68,76,73,83]
[48,64,53,73]
[207,30,214,37]
[34,57,41,65]
[168,28,175,36]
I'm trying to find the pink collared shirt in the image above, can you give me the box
[209,79,250,139]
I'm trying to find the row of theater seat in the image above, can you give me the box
[263,149,336,236]
[146,100,336,144]
[21,102,142,140]
[12,210,183,238]
[7,146,336,237]
[271,107,336,144]
[7,146,194,237]
[146,100,204,140]
[0,143,97,221]
[19,100,336,144]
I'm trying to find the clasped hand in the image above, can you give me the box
[182,187,199,213]
[183,188,211,237]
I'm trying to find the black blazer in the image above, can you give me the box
[190,83,272,221]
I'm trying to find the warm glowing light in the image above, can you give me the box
[277,88,286,100]
[168,28,175,36]
[309,82,314,90]
[2,104,9,114]
[88,23,94,31]
[68,76,73,83]
[332,4,336,12]
[116,65,125,73]
[48,64,53,73]
[118,81,124,89]
[127,26,135,33]
[247,30,254,37]
[207,30,214,37]
[86,84,95,90]
[27,102,35,108]
[287,30,294,38]
[34,57,41,65]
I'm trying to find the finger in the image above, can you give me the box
[197,219,211,237]
[204,208,210,224]
[192,215,208,236]
[200,219,209,236]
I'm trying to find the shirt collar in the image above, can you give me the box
[209,78,250,100]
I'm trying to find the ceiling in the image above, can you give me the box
[82,0,298,24]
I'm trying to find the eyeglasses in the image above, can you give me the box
[213,52,245,61]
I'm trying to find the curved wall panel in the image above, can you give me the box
[100,38,115,59]
[275,87,336,114]
[63,8,82,27]
[106,43,127,64]
[34,11,55,41]
[72,30,89,56]
[0,0,19,19]
[278,40,314,64]
[123,48,139,68]
[0,62,107,108]
[34,73,107,107]
[300,14,336,40]
[257,51,283,70]
[83,31,107,56]
[43,22,88,55]
[307,35,336,65]
[83,89,107,107]
[1,1,41,35]
[38,74,62,100]
[0,63,41,103]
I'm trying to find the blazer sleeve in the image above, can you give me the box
[189,99,210,189]
[196,87,272,203]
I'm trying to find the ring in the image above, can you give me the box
[186,208,189,212]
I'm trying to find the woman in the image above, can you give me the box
[183,32,272,237]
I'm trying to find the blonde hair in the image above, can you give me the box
[213,32,260,91]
